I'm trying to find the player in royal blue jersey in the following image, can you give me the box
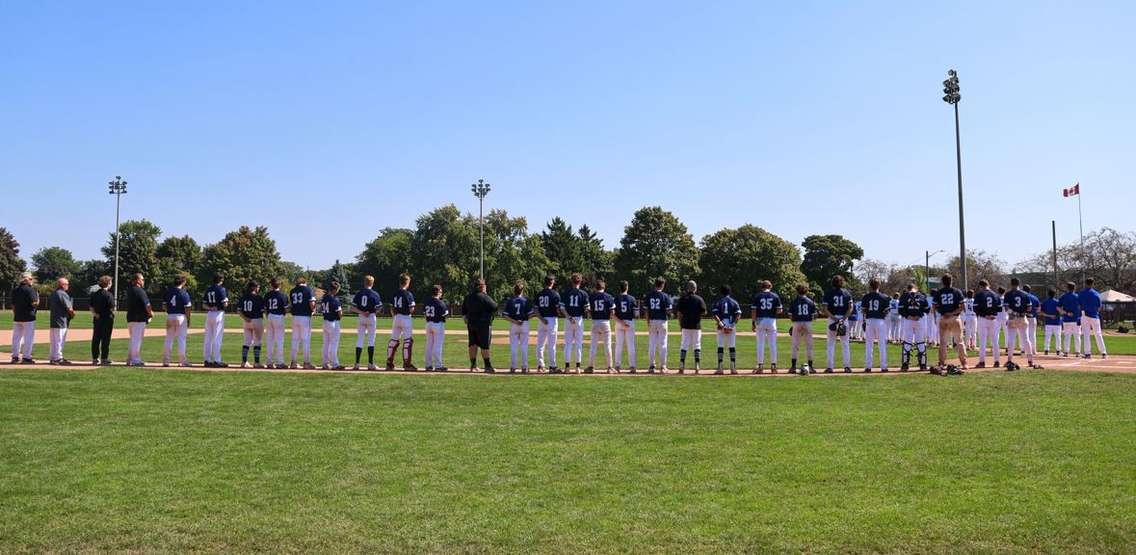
[1058,281,1082,357]
[534,275,562,372]
[586,279,616,373]
[352,275,383,370]
[711,285,742,374]
[238,280,265,368]
[1040,288,1063,355]
[821,275,853,373]
[1003,278,1040,370]
[162,275,193,367]
[1079,278,1108,358]
[972,280,1003,368]
[263,278,289,368]
[613,281,638,372]
[319,282,345,370]
[202,275,229,367]
[561,273,590,372]
[860,278,891,372]
[1022,284,1041,358]
[503,281,534,373]
[787,284,817,374]
[422,285,449,371]
[932,274,967,374]
[288,276,316,369]
[644,277,673,373]
[386,273,417,371]
[897,283,930,371]
[750,280,781,373]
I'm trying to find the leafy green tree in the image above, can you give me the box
[355,228,413,296]
[31,246,80,283]
[0,227,27,290]
[946,249,1005,290]
[199,226,284,295]
[577,225,614,283]
[483,210,551,300]
[101,219,162,292]
[698,225,808,302]
[155,235,204,295]
[800,234,864,291]
[539,219,613,285]
[613,207,700,296]
[407,205,479,304]
[74,259,113,293]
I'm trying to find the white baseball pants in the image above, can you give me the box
[11,321,35,359]
[1081,316,1107,356]
[265,314,286,365]
[291,315,312,363]
[977,317,1000,365]
[127,321,147,364]
[424,322,445,368]
[1062,322,1082,355]
[163,314,188,365]
[1043,324,1062,352]
[322,320,340,367]
[826,318,850,369]
[680,328,702,351]
[648,320,669,368]
[203,310,225,363]
[1006,318,1033,363]
[614,320,636,368]
[390,314,414,341]
[716,325,737,349]
[509,320,531,369]
[790,322,813,361]
[963,315,978,348]
[1025,316,1038,355]
[589,320,613,368]
[564,317,584,365]
[755,317,777,365]
[865,318,888,370]
[49,327,67,361]
[356,313,377,348]
[536,316,558,368]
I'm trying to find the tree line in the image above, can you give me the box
[2,211,1134,307]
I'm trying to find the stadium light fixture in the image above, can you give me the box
[471,179,491,279]
[107,176,128,308]
[942,69,967,290]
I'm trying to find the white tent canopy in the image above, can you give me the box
[1101,289,1135,302]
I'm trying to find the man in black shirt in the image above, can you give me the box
[676,280,707,373]
[125,273,153,366]
[462,278,498,373]
[10,272,39,364]
[90,275,115,365]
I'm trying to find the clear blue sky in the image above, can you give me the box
[3,1,1132,272]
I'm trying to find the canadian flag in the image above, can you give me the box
[1063,183,1080,197]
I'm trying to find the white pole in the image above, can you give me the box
[1077,183,1085,283]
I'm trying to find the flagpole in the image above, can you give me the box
[1077,183,1085,283]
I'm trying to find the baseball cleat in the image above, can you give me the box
[162,362,171,368]
[333,365,345,370]
[9,356,18,364]
[881,368,889,373]
[509,368,517,374]
[302,363,316,370]
[864,368,872,373]
[367,363,377,371]
[975,362,986,369]
[844,367,851,373]
[713,369,724,375]
[437,366,449,372]
[993,361,1000,368]
[824,367,834,374]
[583,366,594,374]
[180,362,193,367]
[320,364,329,370]
[253,363,263,369]
[730,369,738,375]
[240,362,250,369]
[386,362,396,371]
[403,364,417,372]
[523,368,530,374]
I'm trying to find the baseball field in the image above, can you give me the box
[2,316,1135,552]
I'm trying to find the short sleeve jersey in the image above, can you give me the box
[264,290,288,315]
[320,294,341,321]
[861,291,891,319]
[935,287,965,315]
[240,293,265,319]
[391,289,415,315]
[1040,298,1062,326]
[712,296,742,326]
[353,288,382,314]
[562,287,589,318]
[165,287,191,315]
[898,291,929,318]
[822,288,853,317]
[203,284,228,311]
[589,292,615,320]
[12,284,39,322]
[289,285,315,316]
[973,289,1002,317]
[1079,289,1102,318]
[126,285,151,323]
[423,297,448,323]
[1058,292,1080,323]
[1004,289,1032,315]
[676,294,707,329]
[503,296,533,321]
[751,291,781,319]
[645,290,673,320]
[789,295,818,322]
[615,293,637,321]
[535,288,562,318]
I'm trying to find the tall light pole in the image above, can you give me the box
[925,249,945,292]
[942,69,967,290]
[470,178,491,278]
[108,176,128,307]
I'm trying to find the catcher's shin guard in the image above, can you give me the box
[402,337,414,365]
[917,342,927,367]
[901,341,912,367]
[386,338,400,362]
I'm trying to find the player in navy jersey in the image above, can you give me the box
[787,284,817,374]
[202,275,229,367]
[263,278,289,368]
[586,279,616,373]
[319,282,345,370]
[972,280,1003,368]
[534,275,562,372]
[162,275,193,367]
[897,283,930,371]
[860,278,891,372]
[352,275,382,370]
[750,280,781,373]
[1003,278,1040,370]
[821,275,853,373]
[288,276,317,369]
[995,287,1010,357]
[644,277,673,373]
[1022,285,1041,358]
[386,273,416,371]
[711,285,742,374]
[422,285,449,371]
[613,281,638,372]
[238,280,265,368]
[1079,278,1108,358]
[503,281,534,373]
[1058,281,1082,357]
[1040,288,1063,355]
[932,274,967,374]
[561,273,590,372]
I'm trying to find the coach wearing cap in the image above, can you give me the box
[10,272,39,364]
[462,278,498,373]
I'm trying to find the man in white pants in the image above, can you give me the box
[860,278,890,372]
[1022,284,1041,357]
[676,280,707,373]
[386,273,417,371]
[1078,278,1108,359]
[202,275,229,368]
[351,275,382,370]
[289,277,316,369]
[962,290,978,350]
[503,281,533,373]
[1003,278,1041,370]
[534,275,562,372]
[162,275,193,367]
[750,280,781,373]
[47,278,75,365]
[887,293,902,343]
[9,272,39,364]
[125,273,153,367]
[422,284,449,371]
[711,285,741,374]
[973,280,1002,368]
[897,283,930,371]
[923,292,938,347]
[995,287,1009,357]
[645,277,673,373]
[1057,281,1082,357]
[822,275,853,373]
[561,273,589,373]
[586,279,615,373]
[263,278,288,368]
[320,281,344,370]
[1039,288,1063,355]
[613,280,638,372]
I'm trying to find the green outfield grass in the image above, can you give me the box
[1,369,1133,552]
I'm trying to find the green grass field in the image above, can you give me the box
[1,369,1133,552]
